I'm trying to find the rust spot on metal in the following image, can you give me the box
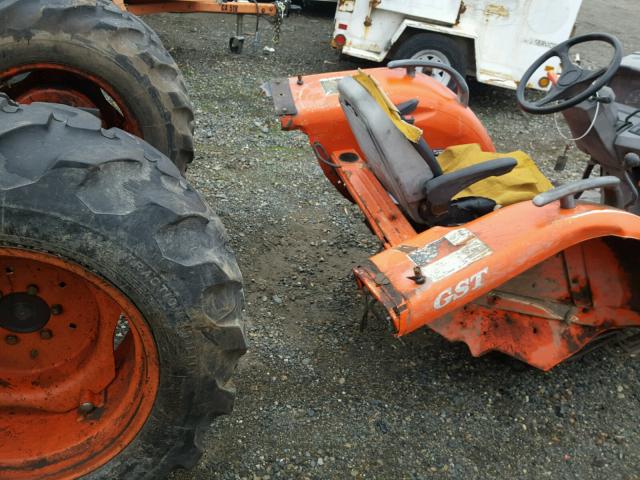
[357,260,406,314]
[455,1,467,25]
[364,0,381,27]
[484,4,509,18]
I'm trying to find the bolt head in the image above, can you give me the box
[39,329,53,340]
[26,284,38,295]
[5,334,18,345]
[51,304,63,315]
[78,402,95,413]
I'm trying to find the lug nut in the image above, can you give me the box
[5,334,18,345]
[51,304,63,315]
[26,284,38,295]
[78,402,95,413]
[39,329,53,340]
[30,349,38,359]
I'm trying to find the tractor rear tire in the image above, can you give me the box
[0,94,245,479]
[0,0,194,173]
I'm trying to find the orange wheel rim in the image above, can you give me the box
[0,248,159,479]
[0,64,143,137]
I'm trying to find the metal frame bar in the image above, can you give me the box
[121,0,277,16]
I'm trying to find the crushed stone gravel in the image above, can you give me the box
[141,1,640,478]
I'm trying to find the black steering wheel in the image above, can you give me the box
[388,59,470,107]
[517,32,623,114]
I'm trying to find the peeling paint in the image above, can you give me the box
[455,1,467,25]
[338,0,355,13]
[484,3,509,18]
[364,0,381,27]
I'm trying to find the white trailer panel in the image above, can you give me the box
[332,0,583,90]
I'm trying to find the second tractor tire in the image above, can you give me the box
[0,0,194,173]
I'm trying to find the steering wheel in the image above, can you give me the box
[517,33,623,114]
[388,59,470,107]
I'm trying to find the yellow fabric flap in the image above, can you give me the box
[439,143,553,206]
[352,70,423,144]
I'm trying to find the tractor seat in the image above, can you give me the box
[337,71,552,225]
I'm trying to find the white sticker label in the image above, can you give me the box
[420,238,492,283]
[434,267,489,310]
[320,77,344,95]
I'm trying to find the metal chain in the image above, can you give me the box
[272,1,286,44]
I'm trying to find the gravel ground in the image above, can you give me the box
[144,2,640,479]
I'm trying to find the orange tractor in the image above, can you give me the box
[1,0,640,476]
[268,32,640,370]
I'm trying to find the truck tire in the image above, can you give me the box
[0,94,245,479]
[0,0,194,173]
[393,32,467,90]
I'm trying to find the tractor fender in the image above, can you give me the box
[355,200,640,337]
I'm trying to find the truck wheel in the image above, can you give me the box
[0,0,194,173]
[0,95,245,479]
[393,32,467,90]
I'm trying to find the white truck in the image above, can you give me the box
[331,0,584,90]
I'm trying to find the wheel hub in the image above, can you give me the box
[0,248,159,479]
[412,49,452,85]
[0,291,50,333]
[0,64,142,136]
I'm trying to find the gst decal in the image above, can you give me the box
[434,267,489,310]
[407,228,492,283]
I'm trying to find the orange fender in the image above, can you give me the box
[355,201,640,370]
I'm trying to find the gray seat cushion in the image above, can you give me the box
[338,76,433,223]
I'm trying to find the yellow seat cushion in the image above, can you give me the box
[439,143,553,206]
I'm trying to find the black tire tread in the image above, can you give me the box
[0,94,244,478]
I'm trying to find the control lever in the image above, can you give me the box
[396,99,419,116]
[624,152,640,168]
[532,176,621,209]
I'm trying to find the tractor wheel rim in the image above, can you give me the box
[0,248,159,479]
[411,49,453,85]
[0,63,143,137]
